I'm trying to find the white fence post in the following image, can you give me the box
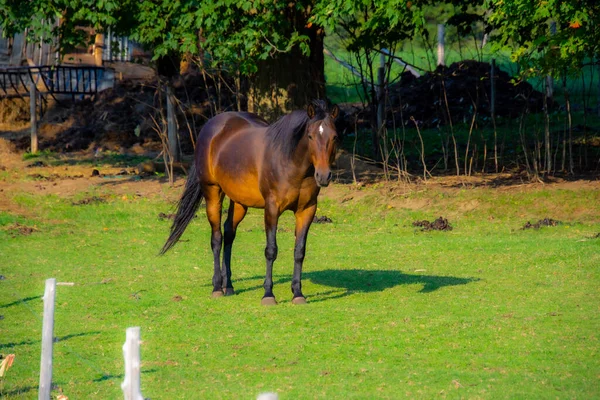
[121,327,143,400]
[38,278,56,400]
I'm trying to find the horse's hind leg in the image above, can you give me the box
[222,200,248,295]
[204,185,225,297]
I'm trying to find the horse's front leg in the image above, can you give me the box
[291,205,317,304]
[261,201,280,305]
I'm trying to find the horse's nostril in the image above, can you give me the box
[327,171,332,181]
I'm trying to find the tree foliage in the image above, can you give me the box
[127,1,315,75]
[312,0,425,52]
[3,0,599,86]
[485,0,600,76]
[0,0,136,54]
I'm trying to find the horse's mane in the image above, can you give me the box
[266,100,330,159]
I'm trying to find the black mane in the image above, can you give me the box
[266,100,330,159]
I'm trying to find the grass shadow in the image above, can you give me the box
[0,331,100,351]
[55,331,101,342]
[0,295,41,309]
[229,269,478,301]
[0,338,36,350]
[92,368,157,383]
[0,386,36,397]
[305,269,476,293]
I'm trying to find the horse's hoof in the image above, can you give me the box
[261,297,277,306]
[292,297,307,305]
[224,288,235,296]
[211,290,224,298]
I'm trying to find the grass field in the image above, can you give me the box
[1,156,599,399]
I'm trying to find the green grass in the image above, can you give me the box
[1,181,599,399]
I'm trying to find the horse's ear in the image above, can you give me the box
[330,104,340,120]
[307,103,316,119]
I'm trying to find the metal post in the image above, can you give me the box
[39,278,56,400]
[437,24,445,67]
[121,327,143,400]
[30,80,38,153]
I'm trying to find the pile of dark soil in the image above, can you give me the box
[522,218,561,230]
[413,217,453,231]
[388,60,549,128]
[313,215,333,224]
[158,212,176,221]
[72,196,106,206]
[6,222,38,237]
[13,72,239,154]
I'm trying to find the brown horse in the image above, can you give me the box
[161,100,339,305]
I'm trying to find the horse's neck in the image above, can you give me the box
[264,134,312,182]
[290,135,312,175]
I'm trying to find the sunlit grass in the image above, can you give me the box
[1,181,599,398]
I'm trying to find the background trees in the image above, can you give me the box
[2,0,598,175]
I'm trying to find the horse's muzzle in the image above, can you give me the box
[315,169,332,187]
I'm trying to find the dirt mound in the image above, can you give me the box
[72,196,107,206]
[313,215,333,224]
[388,60,548,127]
[522,218,561,230]
[413,217,453,231]
[333,150,384,183]
[5,222,39,237]
[9,72,240,155]
[158,212,176,220]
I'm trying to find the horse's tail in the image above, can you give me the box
[160,164,203,255]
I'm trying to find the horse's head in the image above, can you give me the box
[306,102,340,187]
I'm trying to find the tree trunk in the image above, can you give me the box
[248,21,325,118]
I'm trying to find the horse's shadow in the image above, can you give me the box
[232,269,478,302]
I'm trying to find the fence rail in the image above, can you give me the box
[0,65,114,100]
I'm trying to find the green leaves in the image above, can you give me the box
[485,0,600,77]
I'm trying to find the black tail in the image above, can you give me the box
[160,164,203,255]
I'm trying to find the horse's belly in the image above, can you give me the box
[210,130,266,208]
[219,175,265,208]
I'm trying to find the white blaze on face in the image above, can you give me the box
[319,124,324,135]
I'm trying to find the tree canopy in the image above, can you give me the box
[3,1,599,84]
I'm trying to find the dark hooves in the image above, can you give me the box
[211,290,224,298]
[223,288,235,296]
[261,297,278,306]
[292,297,307,305]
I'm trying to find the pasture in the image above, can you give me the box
[1,156,599,399]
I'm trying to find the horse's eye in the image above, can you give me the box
[308,134,314,140]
